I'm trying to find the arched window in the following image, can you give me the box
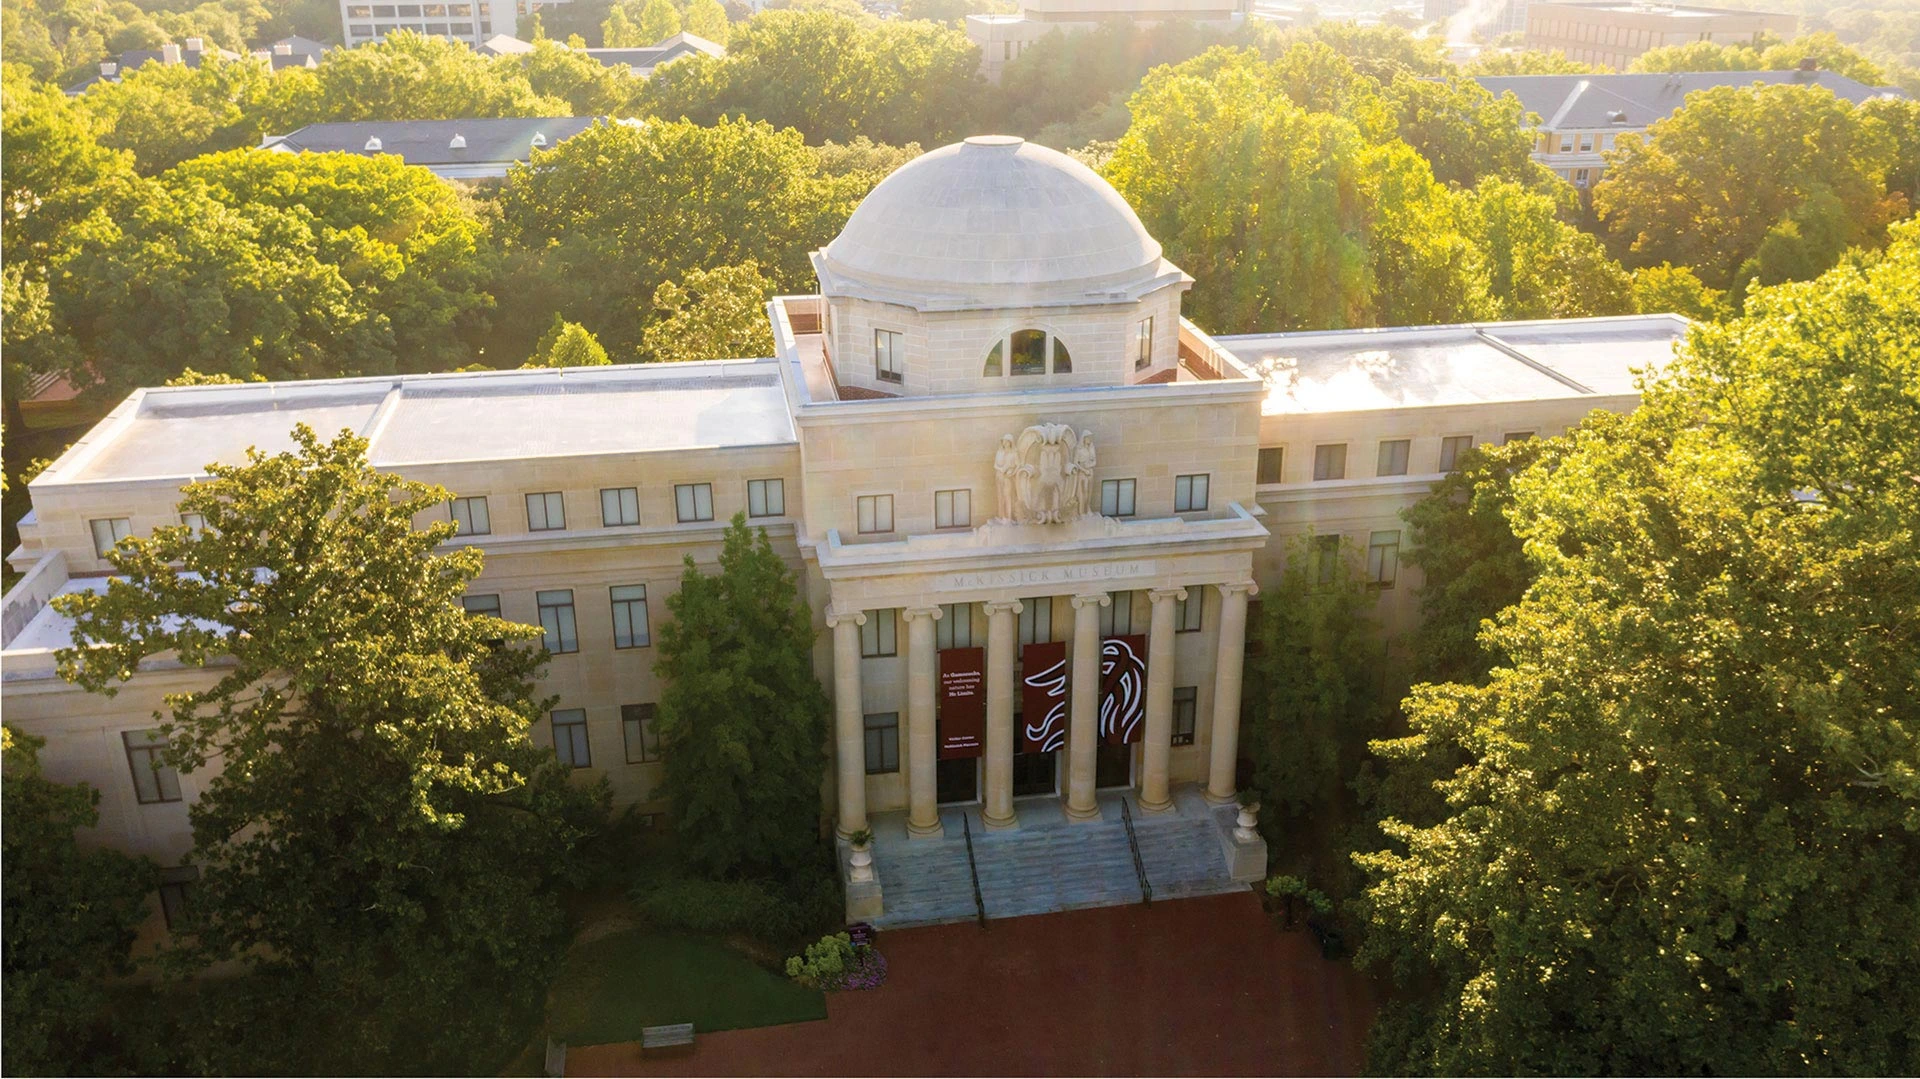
[1051,336,1072,374]
[984,329,1074,378]
[983,340,1002,377]
[1010,329,1047,376]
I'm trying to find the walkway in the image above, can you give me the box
[566,890,1374,1076]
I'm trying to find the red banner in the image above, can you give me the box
[1100,634,1148,746]
[1019,641,1069,754]
[938,647,985,759]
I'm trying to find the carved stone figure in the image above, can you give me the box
[1069,431,1096,516]
[993,434,1020,523]
[997,423,1098,524]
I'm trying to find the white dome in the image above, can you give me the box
[813,136,1182,311]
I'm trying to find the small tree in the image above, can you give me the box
[636,0,682,43]
[684,0,731,45]
[524,314,612,368]
[654,513,828,877]
[640,261,776,364]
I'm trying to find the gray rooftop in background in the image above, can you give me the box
[265,116,606,166]
[46,362,796,486]
[1474,70,1902,130]
[1218,315,1687,415]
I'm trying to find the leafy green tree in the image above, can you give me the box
[53,426,604,1075]
[1259,20,1451,82]
[1735,182,1854,292]
[988,19,1232,148]
[1461,176,1633,318]
[77,55,272,174]
[899,0,1012,23]
[1593,83,1897,291]
[641,260,776,363]
[1357,224,1920,1075]
[1385,73,1538,189]
[524,315,612,366]
[511,38,638,115]
[602,3,641,46]
[1,66,137,271]
[1,727,155,1077]
[1630,262,1730,321]
[1629,30,1890,84]
[1461,48,1600,74]
[684,0,730,44]
[1860,94,1920,206]
[654,513,828,877]
[636,0,681,41]
[812,135,923,189]
[254,30,570,131]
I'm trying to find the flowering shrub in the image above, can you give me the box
[784,932,888,991]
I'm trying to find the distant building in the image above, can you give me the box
[250,35,330,69]
[338,0,519,48]
[967,0,1251,82]
[259,116,608,180]
[63,38,243,95]
[475,32,537,55]
[1523,1,1795,69]
[1475,67,1903,187]
[581,31,725,75]
[1427,0,1529,39]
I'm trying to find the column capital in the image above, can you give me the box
[825,606,868,628]
[902,604,945,622]
[1215,580,1261,598]
[1069,592,1112,610]
[1146,586,1190,604]
[982,599,1025,616]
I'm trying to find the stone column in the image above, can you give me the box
[1139,587,1187,813]
[903,605,945,838]
[981,599,1022,830]
[1065,592,1110,822]
[1206,581,1258,805]
[827,607,868,839]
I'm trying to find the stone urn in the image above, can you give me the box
[1234,802,1260,844]
[848,842,875,884]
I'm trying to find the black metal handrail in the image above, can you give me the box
[961,812,987,929]
[1119,797,1152,905]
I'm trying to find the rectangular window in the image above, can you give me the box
[1257,447,1285,485]
[450,495,491,535]
[1134,316,1154,370]
[936,603,974,649]
[1176,590,1202,632]
[1377,439,1411,477]
[610,584,650,648]
[600,487,640,527]
[934,488,971,529]
[1440,435,1475,473]
[1503,431,1535,444]
[1174,474,1210,513]
[1018,597,1052,645]
[90,517,132,556]
[550,709,590,768]
[1100,478,1137,517]
[1579,134,1594,152]
[525,491,565,532]
[157,866,198,930]
[1315,534,1342,586]
[856,494,894,534]
[863,712,900,774]
[622,703,660,763]
[674,483,714,523]
[874,328,904,384]
[861,609,897,657]
[1172,686,1198,746]
[537,589,578,654]
[461,593,501,617]
[747,478,785,518]
[1313,444,1347,481]
[1368,530,1400,589]
[123,729,181,804]
[180,512,206,537]
[1100,591,1136,636]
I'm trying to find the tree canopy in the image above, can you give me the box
[640,260,777,363]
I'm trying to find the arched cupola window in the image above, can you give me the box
[983,329,1072,378]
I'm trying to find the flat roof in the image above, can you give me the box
[1217,314,1686,415]
[42,361,797,486]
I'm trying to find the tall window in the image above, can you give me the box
[748,478,785,518]
[537,589,578,653]
[856,494,894,534]
[622,703,660,763]
[1100,478,1137,517]
[1174,474,1210,513]
[1172,687,1198,746]
[158,866,197,929]
[1135,316,1154,370]
[1018,597,1052,644]
[935,489,971,529]
[600,487,640,527]
[550,709,590,768]
[674,483,714,523]
[1367,530,1400,589]
[1313,444,1347,481]
[937,603,974,649]
[1177,590,1202,632]
[90,517,132,557]
[1101,591,1136,636]
[123,729,181,804]
[610,585,650,648]
[1010,328,1047,375]
[875,328,904,384]
[180,512,207,538]
[525,491,565,532]
[461,593,501,617]
[1440,435,1475,473]
[1314,535,1342,586]
[1377,440,1410,477]
[861,609,897,657]
[864,712,900,773]
[448,496,490,535]
[1257,447,1285,485]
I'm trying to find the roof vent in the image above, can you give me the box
[185,36,204,50]
[364,136,383,151]
[100,60,119,76]
[449,133,467,149]
[1798,56,1818,72]
[274,42,293,54]
[1608,109,1629,124]
[530,131,547,147]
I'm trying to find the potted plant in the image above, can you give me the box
[846,828,875,883]
[1234,789,1261,842]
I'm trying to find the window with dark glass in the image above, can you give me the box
[864,712,900,773]
[537,589,578,653]
[600,487,639,527]
[123,730,181,804]
[875,329,905,383]
[861,609,897,657]
[622,703,660,763]
[1440,435,1475,473]
[1367,530,1400,589]
[610,585,649,648]
[937,603,974,649]
[1257,447,1284,485]
[1313,444,1347,481]
[1172,687,1198,746]
[1315,534,1342,586]
[1010,329,1047,375]
[1377,440,1411,477]
[1100,591,1136,636]
[551,709,590,768]
[1177,590,1202,632]
[1018,597,1052,644]
[461,593,501,617]
[1135,317,1154,370]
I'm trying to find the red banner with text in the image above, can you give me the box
[1100,634,1148,746]
[1019,641,1069,754]
[938,646,985,759]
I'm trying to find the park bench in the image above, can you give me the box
[642,1023,696,1051]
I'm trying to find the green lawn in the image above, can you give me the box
[546,930,827,1047]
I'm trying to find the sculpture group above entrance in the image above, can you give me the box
[993,423,1098,524]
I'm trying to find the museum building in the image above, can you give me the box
[1,136,1687,927]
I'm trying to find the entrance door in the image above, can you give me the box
[1095,743,1133,789]
[1012,751,1058,798]
[936,757,979,804]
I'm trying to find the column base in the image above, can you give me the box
[1203,787,1238,807]
[982,809,1020,831]
[1136,794,1174,814]
[907,817,946,839]
[1064,800,1103,823]
[834,822,868,842]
